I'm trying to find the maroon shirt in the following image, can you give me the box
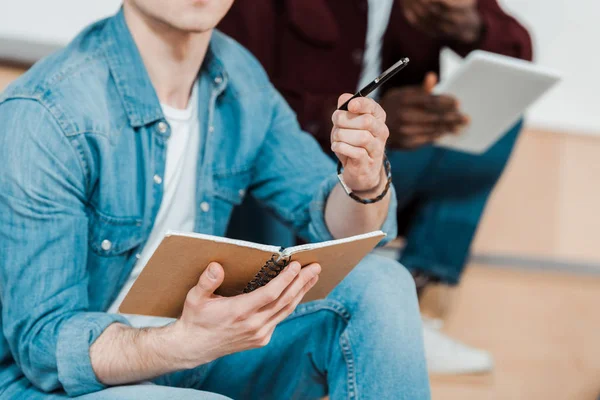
[219,0,533,147]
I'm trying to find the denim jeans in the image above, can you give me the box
[391,120,522,284]
[229,121,522,284]
[4,254,430,400]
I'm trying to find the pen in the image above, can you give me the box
[338,57,410,111]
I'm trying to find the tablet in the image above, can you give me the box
[433,50,561,154]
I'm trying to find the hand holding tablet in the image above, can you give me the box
[434,50,561,154]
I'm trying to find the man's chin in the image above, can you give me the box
[169,19,219,35]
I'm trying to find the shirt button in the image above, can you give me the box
[153,174,163,185]
[352,49,363,66]
[157,121,168,134]
[200,202,210,212]
[101,239,112,251]
[135,253,141,260]
[208,125,215,133]
[238,189,246,197]
[214,76,223,85]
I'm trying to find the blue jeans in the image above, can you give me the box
[391,121,522,284]
[6,255,430,400]
[229,121,522,284]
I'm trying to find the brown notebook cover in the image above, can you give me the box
[119,231,386,318]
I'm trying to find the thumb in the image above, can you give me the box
[423,72,438,93]
[194,262,224,298]
[337,93,354,109]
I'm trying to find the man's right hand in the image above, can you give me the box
[171,260,321,368]
[380,72,469,149]
[402,0,483,44]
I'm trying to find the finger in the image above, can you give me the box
[332,112,388,138]
[422,72,438,93]
[430,0,476,14]
[331,141,371,162]
[337,93,355,109]
[423,94,459,112]
[190,262,225,299]
[396,108,463,124]
[346,97,386,121]
[242,261,302,310]
[412,0,430,20]
[332,128,381,157]
[396,124,441,138]
[258,263,321,318]
[438,112,469,127]
[401,110,466,127]
[441,120,469,134]
[267,274,320,326]
[413,2,442,34]
[437,19,461,38]
[394,91,456,112]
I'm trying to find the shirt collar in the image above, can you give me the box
[102,8,228,128]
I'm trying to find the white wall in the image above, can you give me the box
[0,0,599,135]
[0,0,121,62]
[499,0,600,135]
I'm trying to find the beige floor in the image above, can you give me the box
[431,265,600,400]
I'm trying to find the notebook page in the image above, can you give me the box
[282,230,385,257]
[165,230,281,254]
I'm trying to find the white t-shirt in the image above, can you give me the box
[356,0,395,99]
[108,82,201,327]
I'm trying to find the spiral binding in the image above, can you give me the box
[243,254,291,293]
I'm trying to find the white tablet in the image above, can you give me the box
[433,50,561,154]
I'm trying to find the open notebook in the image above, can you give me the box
[119,230,386,318]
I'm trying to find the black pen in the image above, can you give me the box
[338,57,410,111]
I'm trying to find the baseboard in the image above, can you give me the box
[470,253,600,275]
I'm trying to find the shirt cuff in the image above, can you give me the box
[307,174,398,246]
[56,312,131,397]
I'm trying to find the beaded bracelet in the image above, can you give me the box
[336,155,392,204]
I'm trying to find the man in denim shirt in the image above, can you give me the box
[0,1,429,399]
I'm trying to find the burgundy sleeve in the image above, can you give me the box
[449,0,533,61]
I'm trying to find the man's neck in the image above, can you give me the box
[123,3,211,109]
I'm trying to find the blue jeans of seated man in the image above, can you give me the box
[228,120,522,284]
[8,254,430,400]
[391,120,522,284]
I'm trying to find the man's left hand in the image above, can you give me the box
[403,0,482,44]
[330,95,389,195]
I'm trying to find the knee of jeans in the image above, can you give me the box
[353,254,417,301]
[476,119,523,177]
[97,385,233,400]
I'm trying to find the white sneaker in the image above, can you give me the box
[422,317,494,375]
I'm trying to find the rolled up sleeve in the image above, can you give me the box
[0,99,128,396]
[56,313,130,396]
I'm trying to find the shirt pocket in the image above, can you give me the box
[88,209,145,257]
[211,168,253,234]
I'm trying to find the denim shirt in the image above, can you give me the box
[0,10,397,398]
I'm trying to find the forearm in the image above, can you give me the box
[90,322,189,386]
[325,178,391,239]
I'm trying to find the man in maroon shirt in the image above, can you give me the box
[221,0,532,375]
